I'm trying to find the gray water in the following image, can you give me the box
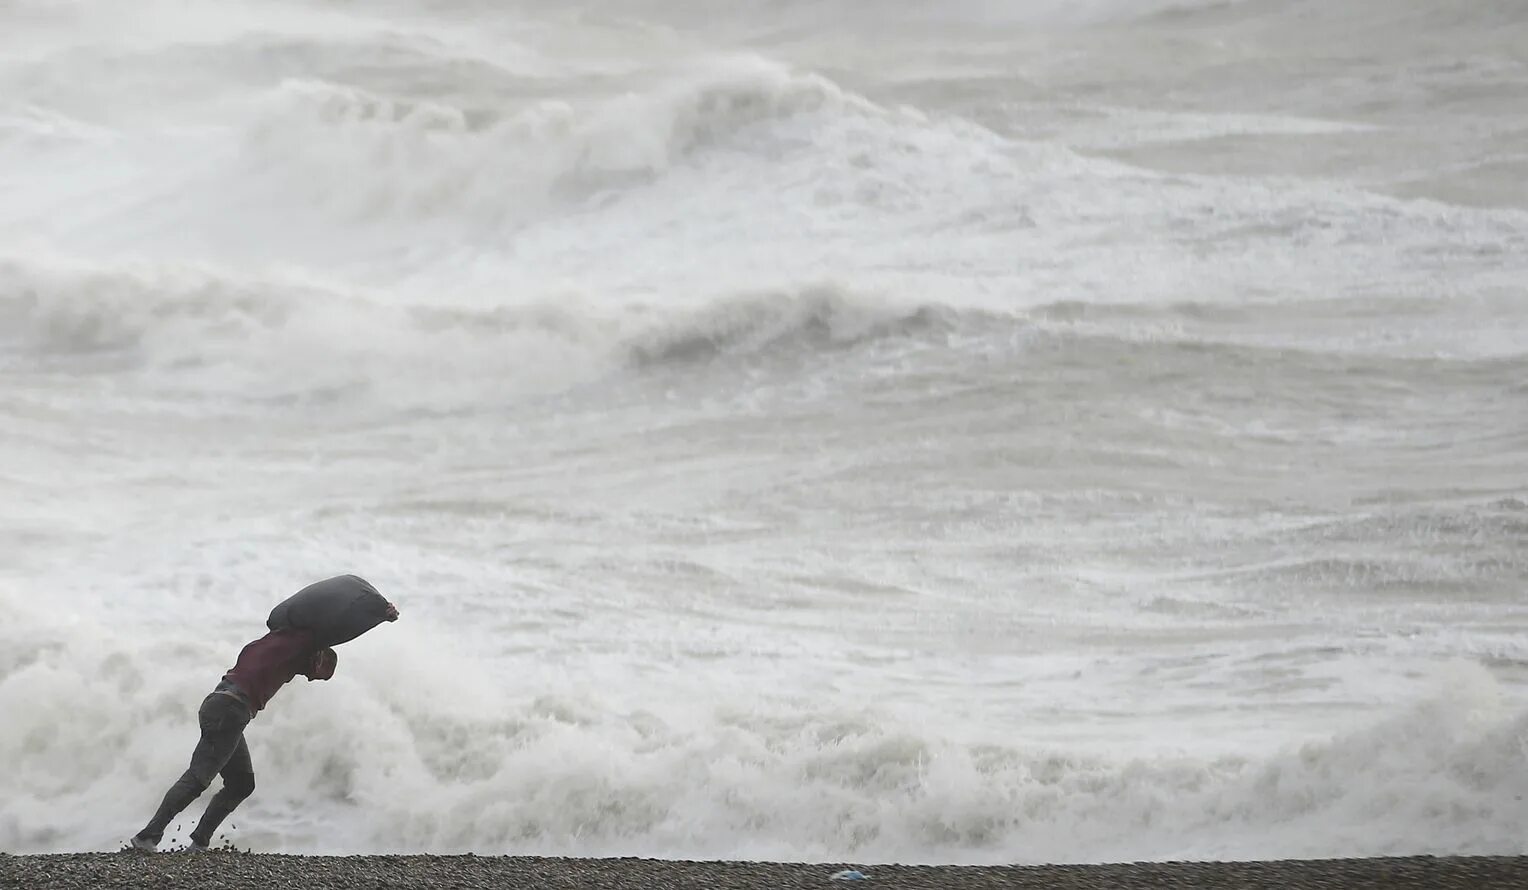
[1,0,1525,863]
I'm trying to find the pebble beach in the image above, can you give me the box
[4,855,1527,890]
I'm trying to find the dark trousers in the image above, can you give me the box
[136,692,256,847]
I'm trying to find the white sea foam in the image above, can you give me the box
[2,591,1523,860]
[1,0,1525,863]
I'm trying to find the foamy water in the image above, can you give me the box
[2,0,1526,864]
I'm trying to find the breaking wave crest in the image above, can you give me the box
[240,55,877,226]
[0,255,982,405]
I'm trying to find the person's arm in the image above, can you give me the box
[303,647,338,681]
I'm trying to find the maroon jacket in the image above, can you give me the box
[222,629,333,713]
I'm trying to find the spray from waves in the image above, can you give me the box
[5,50,955,266]
[3,50,1035,292]
[0,254,985,407]
[232,54,875,230]
[10,249,1523,417]
[2,589,1524,860]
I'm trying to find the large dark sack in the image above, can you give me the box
[267,574,391,647]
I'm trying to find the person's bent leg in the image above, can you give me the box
[134,695,250,847]
[189,734,255,847]
[136,769,209,846]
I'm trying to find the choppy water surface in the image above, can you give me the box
[2,0,1525,863]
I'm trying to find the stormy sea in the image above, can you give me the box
[2,0,1525,864]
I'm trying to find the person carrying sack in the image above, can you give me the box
[129,575,399,852]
